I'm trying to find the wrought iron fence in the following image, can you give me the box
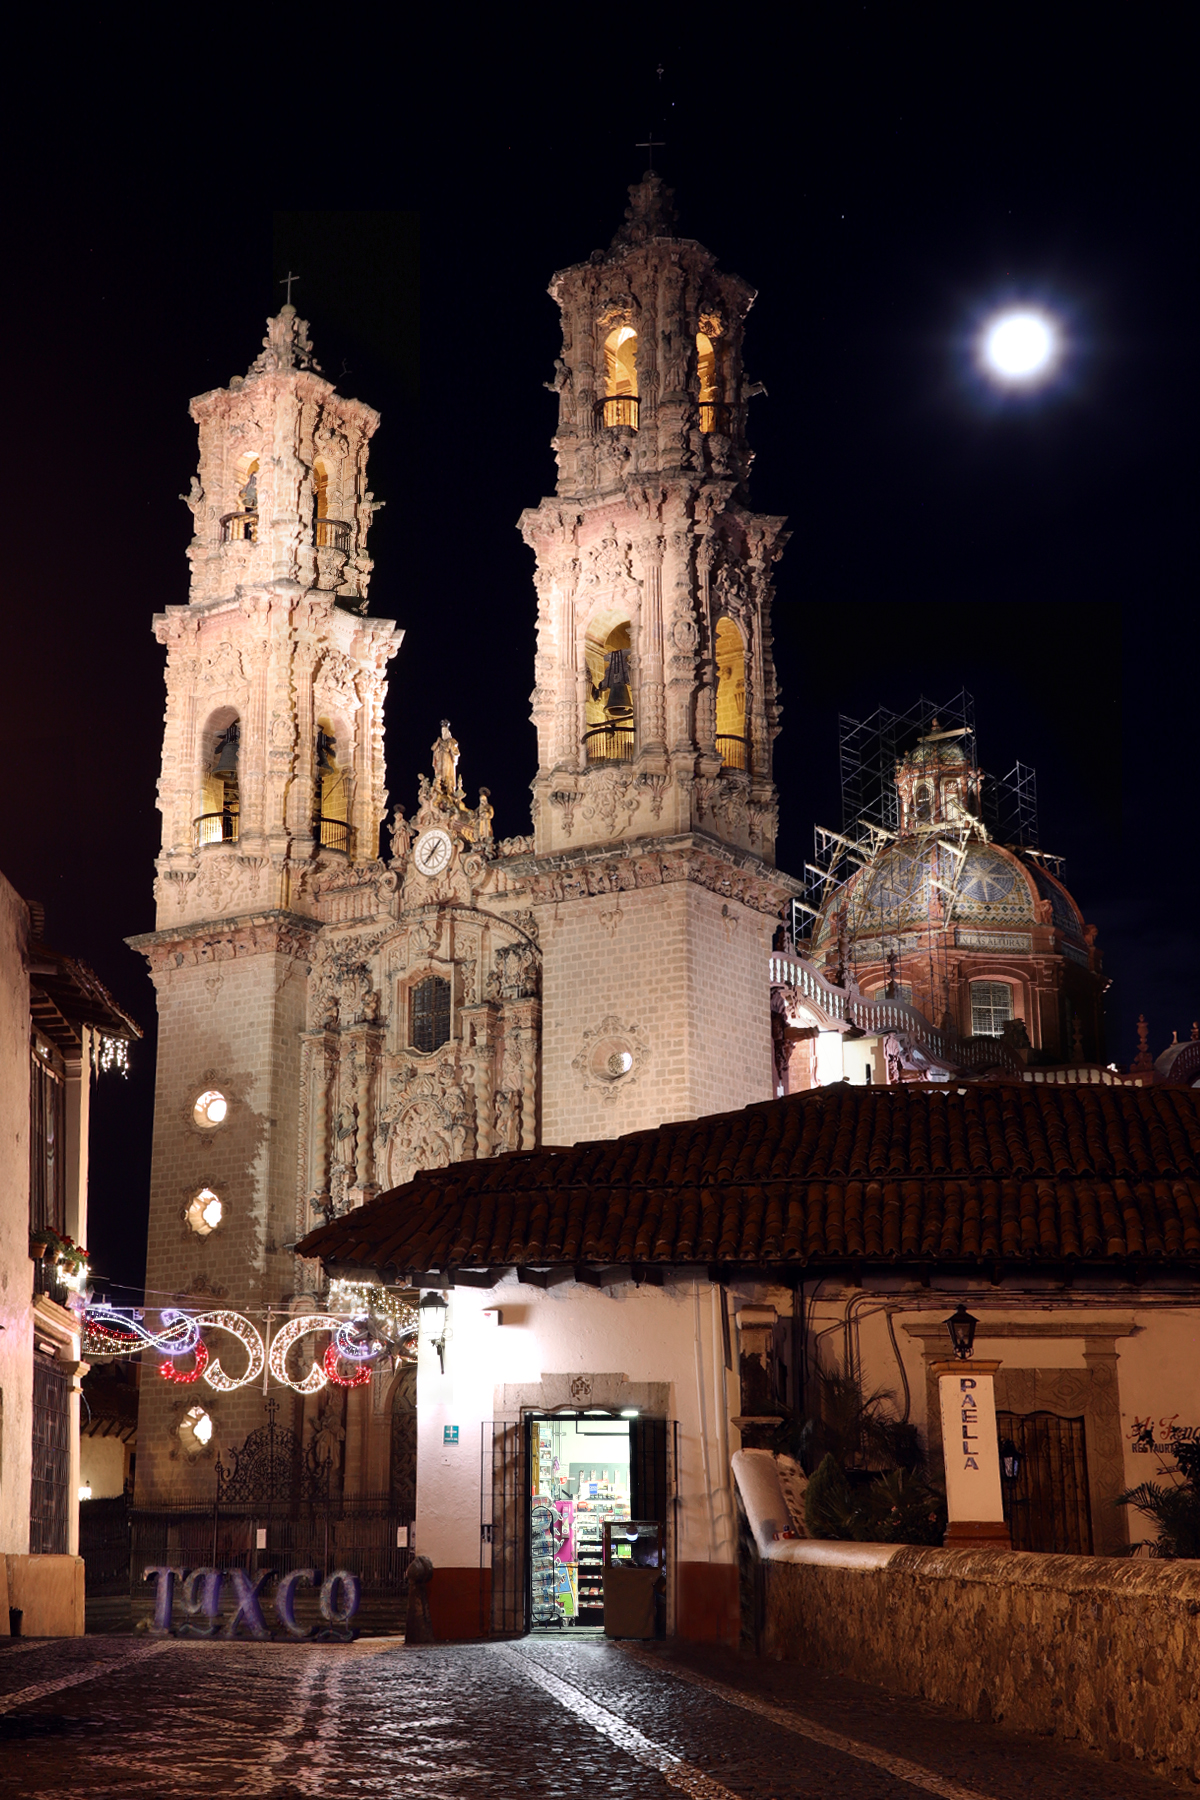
[599,394,639,430]
[315,518,351,553]
[130,1497,414,1595]
[193,810,239,848]
[583,723,634,765]
[716,733,748,771]
[219,511,258,543]
[315,815,353,854]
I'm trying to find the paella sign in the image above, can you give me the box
[144,1565,361,1639]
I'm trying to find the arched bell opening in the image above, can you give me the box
[196,707,240,848]
[714,616,748,771]
[584,616,634,764]
[314,715,353,854]
[600,325,638,430]
[220,454,259,543]
[312,460,350,553]
[696,331,727,433]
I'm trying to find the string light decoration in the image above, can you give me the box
[85,1305,201,1361]
[327,1279,418,1355]
[195,1310,266,1393]
[160,1340,210,1384]
[91,1034,130,1077]
[323,1343,373,1388]
[268,1314,343,1394]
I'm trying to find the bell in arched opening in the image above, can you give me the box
[197,718,240,848]
[314,720,352,854]
[714,617,748,771]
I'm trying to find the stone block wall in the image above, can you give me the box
[760,1547,1200,1786]
[538,876,774,1146]
[136,938,310,1503]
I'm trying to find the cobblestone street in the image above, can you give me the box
[0,1634,1180,1798]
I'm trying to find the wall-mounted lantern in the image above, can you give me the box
[945,1303,978,1360]
[998,1437,1023,1485]
[420,1292,448,1373]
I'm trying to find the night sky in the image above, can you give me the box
[8,18,1193,1298]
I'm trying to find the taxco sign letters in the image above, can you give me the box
[144,1566,361,1639]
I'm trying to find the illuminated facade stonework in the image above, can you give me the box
[516,172,801,1141]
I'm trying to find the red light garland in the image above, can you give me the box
[323,1343,372,1388]
[160,1340,209,1384]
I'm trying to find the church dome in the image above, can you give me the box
[813,838,1069,951]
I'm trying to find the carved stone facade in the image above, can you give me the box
[520,171,789,863]
[517,174,801,1137]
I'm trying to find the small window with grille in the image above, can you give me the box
[971,980,1013,1038]
[410,975,451,1054]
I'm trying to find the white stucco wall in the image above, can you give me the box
[414,1276,740,1577]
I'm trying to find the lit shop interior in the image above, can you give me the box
[529,1412,664,1634]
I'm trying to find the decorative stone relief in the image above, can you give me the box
[572,1014,650,1103]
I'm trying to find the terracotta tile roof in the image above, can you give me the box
[296,1085,1200,1276]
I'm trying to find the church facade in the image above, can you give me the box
[129,174,795,1513]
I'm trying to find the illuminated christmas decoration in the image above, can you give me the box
[268,1313,343,1394]
[196,1310,266,1393]
[323,1342,372,1388]
[91,1034,130,1077]
[84,1305,200,1360]
[327,1279,418,1353]
[331,1317,387,1362]
[160,1339,210,1384]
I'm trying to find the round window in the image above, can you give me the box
[588,1037,636,1083]
[179,1405,214,1455]
[185,1188,223,1236]
[192,1089,227,1129]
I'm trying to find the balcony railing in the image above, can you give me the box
[315,816,353,854]
[315,518,351,553]
[716,733,748,771]
[219,511,258,543]
[194,811,239,848]
[598,394,639,430]
[583,723,634,764]
[699,401,732,435]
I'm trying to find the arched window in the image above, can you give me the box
[197,715,240,846]
[220,455,259,542]
[601,326,638,429]
[410,975,451,1053]
[970,981,1013,1038]
[714,617,748,770]
[314,718,352,853]
[696,332,721,432]
[312,461,349,552]
[584,620,634,763]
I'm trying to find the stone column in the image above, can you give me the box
[933,1358,1010,1548]
[638,534,665,749]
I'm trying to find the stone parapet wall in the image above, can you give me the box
[759,1545,1200,1786]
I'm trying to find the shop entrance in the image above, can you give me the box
[527,1411,670,1634]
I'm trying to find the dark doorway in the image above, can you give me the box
[389,1363,417,1518]
[997,1411,1093,1554]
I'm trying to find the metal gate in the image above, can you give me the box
[996,1410,1093,1554]
[30,1354,71,1554]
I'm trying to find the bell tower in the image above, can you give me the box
[519,176,801,1144]
[129,306,401,1502]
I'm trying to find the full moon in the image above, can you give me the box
[979,308,1060,386]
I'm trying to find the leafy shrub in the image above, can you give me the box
[1116,1438,1200,1558]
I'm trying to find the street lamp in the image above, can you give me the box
[945,1303,978,1360]
[999,1438,1023,1485]
[420,1292,448,1373]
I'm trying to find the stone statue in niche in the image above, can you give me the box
[390,805,413,870]
[494,1090,518,1154]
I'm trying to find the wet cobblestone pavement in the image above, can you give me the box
[0,1633,1181,1797]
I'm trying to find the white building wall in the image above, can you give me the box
[414,1278,740,1615]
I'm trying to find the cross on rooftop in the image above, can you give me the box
[279,270,300,305]
[635,133,665,170]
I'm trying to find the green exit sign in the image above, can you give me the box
[443,1425,459,1446]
